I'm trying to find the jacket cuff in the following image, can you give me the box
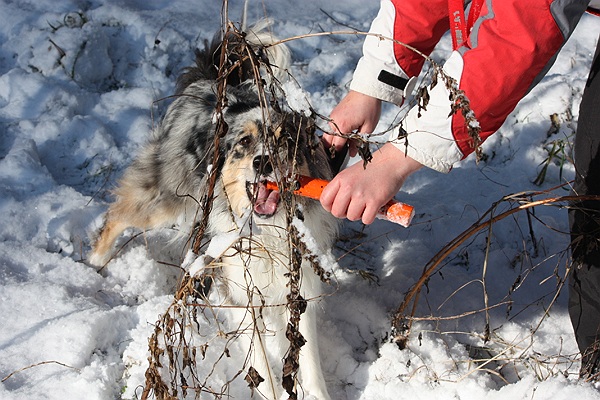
[349,56,412,106]
[390,131,459,173]
[389,51,468,173]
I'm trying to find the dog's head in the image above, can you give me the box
[218,105,333,220]
[168,24,336,224]
[153,20,343,232]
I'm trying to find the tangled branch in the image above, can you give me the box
[390,186,599,347]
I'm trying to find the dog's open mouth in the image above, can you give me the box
[247,181,280,217]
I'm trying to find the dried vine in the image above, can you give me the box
[141,15,253,400]
[390,187,600,348]
[140,12,334,399]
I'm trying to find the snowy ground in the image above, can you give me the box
[1,1,600,399]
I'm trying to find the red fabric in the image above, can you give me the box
[466,0,485,32]
[588,7,600,17]
[389,0,567,158]
[448,0,485,50]
[451,1,564,156]
[390,0,449,77]
[448,0,468,49]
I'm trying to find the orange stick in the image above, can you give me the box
[266,176,415,227]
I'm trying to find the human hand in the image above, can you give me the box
[320,142,422,225]
[322,90,382,157]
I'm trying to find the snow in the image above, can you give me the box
[1,1,599,399]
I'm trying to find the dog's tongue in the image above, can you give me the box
[254,182,280,216]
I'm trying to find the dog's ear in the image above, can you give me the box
[175,37,220,94]
[215,33,258,86]
[176,32,261,95]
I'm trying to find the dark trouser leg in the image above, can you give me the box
[569,35,600,379]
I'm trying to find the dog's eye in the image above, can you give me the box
[238,135,253,147]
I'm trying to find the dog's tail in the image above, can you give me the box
[176,20,291,94]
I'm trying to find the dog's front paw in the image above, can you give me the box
[87,249,111,268]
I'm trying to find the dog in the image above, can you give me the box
[88,22,338,400]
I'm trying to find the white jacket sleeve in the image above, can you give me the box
[349,0,413,105]
[391,52,465,173]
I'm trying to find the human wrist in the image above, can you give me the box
[376,142,423,180]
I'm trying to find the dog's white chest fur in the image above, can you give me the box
[219,227,324,306]
[210,214,334,400]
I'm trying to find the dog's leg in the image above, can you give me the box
[88,191,185,267]
[298,304,331,400]
[88,215,129,267]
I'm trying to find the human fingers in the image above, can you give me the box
[319,176,349,219]
[345,198,366,222]
[360,202,380,225]
[334,165,381,224]
[319,175,336,213]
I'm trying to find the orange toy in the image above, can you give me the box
[266,176,414,227]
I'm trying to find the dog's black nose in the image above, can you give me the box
[253,155,273,175]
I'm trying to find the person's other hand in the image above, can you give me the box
[322,90,382,156]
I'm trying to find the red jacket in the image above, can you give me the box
[350,0,596,172]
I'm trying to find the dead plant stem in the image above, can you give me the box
[392,193,600,338]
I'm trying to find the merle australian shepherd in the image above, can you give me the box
[88,22,338,400]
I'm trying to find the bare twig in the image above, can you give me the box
[391,189,600,343]
[2,361,80,383]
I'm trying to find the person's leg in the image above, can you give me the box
[569,35,600,380]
